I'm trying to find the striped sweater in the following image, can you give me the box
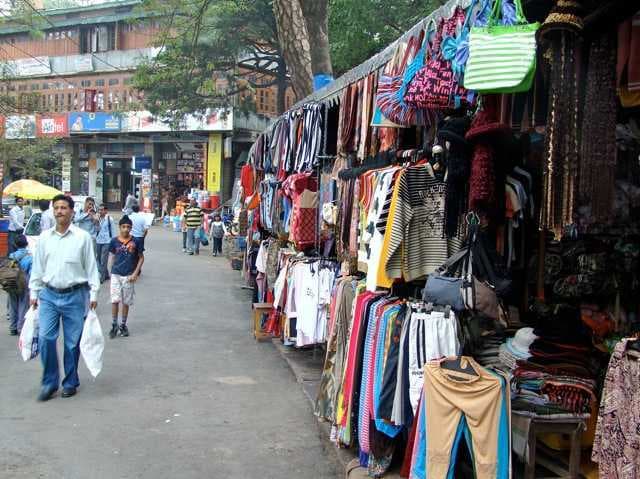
[384,164,463,282]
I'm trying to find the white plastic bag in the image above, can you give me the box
[18,306,39,361]
[80,309,104,378]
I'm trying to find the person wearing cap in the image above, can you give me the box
[29,194,100,402]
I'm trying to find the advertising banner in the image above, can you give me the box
[123,111,171,133]
[5,115,36,139]
[61,154,72,192]
[37,114,69,137]
[206,133,222,192]
[182,108,233,132]
[69,112,121,133]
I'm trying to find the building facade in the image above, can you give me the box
[0,0,280,209]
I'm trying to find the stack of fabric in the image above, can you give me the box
[503,328,597,417]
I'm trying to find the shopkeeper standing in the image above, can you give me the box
[8,196,25,253]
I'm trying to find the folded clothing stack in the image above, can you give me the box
[505,330,597,416]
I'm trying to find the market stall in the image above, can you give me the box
[234,0,640,477]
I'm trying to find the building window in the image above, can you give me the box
[80,24,116,54]
[95,79,105,87]
[108,78,119,86]
[81,79,91,87]
[18,84,27,91]
[97,92,104,110]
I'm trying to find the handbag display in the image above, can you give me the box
[463,0,540,94]
[405,10,474,110]
[422,247,468,311]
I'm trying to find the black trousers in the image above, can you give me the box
[212,237,223,254]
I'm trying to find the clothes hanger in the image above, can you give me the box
[440,356,479,376]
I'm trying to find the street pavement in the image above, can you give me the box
[0,225,339,479]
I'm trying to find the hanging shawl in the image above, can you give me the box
[579,30,617,223]
[539,29,582,239]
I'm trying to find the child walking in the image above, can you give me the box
[108,216,144,338]
[209,214,227,256]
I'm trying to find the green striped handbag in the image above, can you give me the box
[463,0,540,93]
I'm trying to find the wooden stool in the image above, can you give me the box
[525,417,586,479]
[252,302,272,341]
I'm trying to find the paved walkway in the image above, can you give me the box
[0,225,339,478]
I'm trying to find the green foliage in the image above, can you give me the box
[0,136,61,184]
[329,0,445,75]
[132,0,284,124]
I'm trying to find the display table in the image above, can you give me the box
[524,417,586,479]
[252,303,272,342]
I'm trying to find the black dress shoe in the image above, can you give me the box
[61,388,77,398]
[37,388,58,402]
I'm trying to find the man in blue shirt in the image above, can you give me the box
[73,197,99,248]
[95,204,116,283]
[108,215,144,338]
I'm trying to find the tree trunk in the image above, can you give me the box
[300,0,332,77]
[276,56,288,115]
[272,0,313,100]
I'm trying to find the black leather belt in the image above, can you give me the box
[45,282,89,294]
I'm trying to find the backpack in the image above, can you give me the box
[0,257,26,295]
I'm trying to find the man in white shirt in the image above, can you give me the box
[38,199,55,233]
[129,203,149,254]
[8,196,25,253]
[29,194,100,402]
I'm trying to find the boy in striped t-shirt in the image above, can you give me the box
[184,198,204,255]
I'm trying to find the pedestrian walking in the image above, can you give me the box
[8,196,25,253]
[122,192,137,216]
[209,214,226,257]
[74,197,99,254]
[95,204,116,283]
[7,234,31,336]
[180,210,188,252]
[129,204,149,252]
[108,215,144,339]
[39,199,55,232]
[29,194,100,402]
[184,198,203,255]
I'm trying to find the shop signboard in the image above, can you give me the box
[61,154,72,192]
[123,111,171,133]
[5,115,36,139]
[68,112,121,133]
[132,155,152,172]
[181,108,233,132]
[37,114,69,137]
[15,56,51,77]
[206,133,222,192]
[74,55,94,73]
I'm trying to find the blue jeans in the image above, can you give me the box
[186,227,200,253]
[38,286,89,391]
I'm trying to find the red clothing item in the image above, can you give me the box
[339,291,379,427]
[240,164,255,197]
